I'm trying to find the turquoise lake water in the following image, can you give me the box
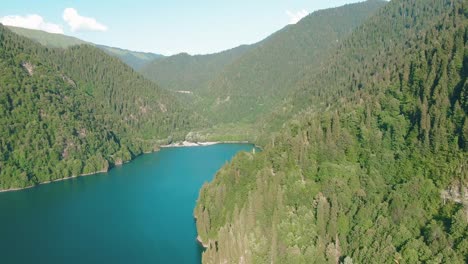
[0,144,254,264]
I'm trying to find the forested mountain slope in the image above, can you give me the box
[195,0,468,263]
[0,25,200,190]
[96,45,163,70]
[137,1,386,126]
[199,0,387,124]
[140,45,252,93]
[7,25,86,47]
[6,26,162,70]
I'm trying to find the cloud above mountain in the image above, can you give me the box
[286,9,309,24]
[63,8,108,32]
[0,14,63,34]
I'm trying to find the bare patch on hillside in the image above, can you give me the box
[216,95,231,105]
[21,62,34,76]
[158,102,167,113]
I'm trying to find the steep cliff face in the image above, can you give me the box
[195,0,468,263]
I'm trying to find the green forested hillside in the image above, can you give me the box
[96,45,163,70]
[6,26,162,70]
[0,25,200,190]
[199,0,387,124]
[140,45,252,93]
[6,25,86,47]
[138,0,386,126]
[1,0,467,262]
[195,0,467,263]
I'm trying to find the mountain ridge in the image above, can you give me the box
[140,0,387,127]
[5,25,163,70]
[140,44,253,93]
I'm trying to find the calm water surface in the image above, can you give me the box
[0,144,254,264]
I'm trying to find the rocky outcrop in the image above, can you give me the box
[441,180,468,217]
[21,62,34,76]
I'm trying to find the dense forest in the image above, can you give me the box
[195,0,467,263]
[200,0,387,124]
[140,45,252,93]
[0,25,202,189]
[1,0,467,262]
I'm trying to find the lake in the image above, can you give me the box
[0,144,254,264]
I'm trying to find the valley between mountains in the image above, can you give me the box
[0,0,466,263]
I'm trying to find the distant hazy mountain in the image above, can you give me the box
[200,0,387,124]
[140,45,252,93]
[138,0,387,125]
[96,45,163,70]
[6,25,86,47]
[5,25,163,70]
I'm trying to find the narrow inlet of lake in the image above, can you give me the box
[0,144,255,264]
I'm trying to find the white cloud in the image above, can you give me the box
[286,9,309,24]
[0,14,63,34]
[63,8,108,32]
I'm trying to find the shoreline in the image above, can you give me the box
[194,214,209,249]
[161,141,219,148]
[0,169,109,193]
[196,235,209,249]
[160,140,250,148]
[0,141,254,193]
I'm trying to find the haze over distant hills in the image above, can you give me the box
[5,25,163,70]
[140,0,387,126]
[140,45,252,93]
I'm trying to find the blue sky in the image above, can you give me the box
[0,0,364,55]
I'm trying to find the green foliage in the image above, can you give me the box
[200,0,387,124]
[0,25,202,189]
[6,25,85,48]
[1,0,467,262]
[195,0,468,263]
[140,46,252,93]
[97,45,163,70]
[139,1,386,126]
